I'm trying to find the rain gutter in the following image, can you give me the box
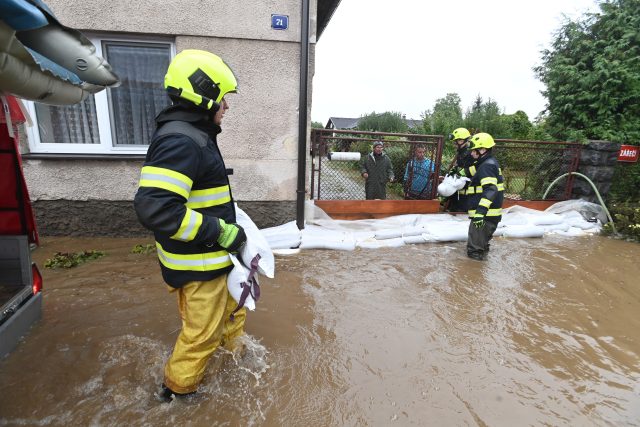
[296,0,310,229]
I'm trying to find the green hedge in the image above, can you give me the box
[602,202,640,242]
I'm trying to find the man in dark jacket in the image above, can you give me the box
[361,141,394,199]
[465,132,504,260]
[133,49,246,401]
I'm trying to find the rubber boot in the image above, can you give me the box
[159,383,196,403]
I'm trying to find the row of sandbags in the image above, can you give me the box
[259,201,603,252]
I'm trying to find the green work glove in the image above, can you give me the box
[472,215,485,228]
[217,219,247,252]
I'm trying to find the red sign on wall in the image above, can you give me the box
[618,145,639,163]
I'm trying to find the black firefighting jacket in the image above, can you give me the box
[466,153,504,224]
[134,104,236,288]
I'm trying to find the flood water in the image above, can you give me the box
[1,235,639,426]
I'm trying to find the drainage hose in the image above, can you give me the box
[542,172,617,234]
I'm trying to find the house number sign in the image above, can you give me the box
[271,14,288,30]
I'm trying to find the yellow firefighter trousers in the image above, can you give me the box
[163,274,246,394]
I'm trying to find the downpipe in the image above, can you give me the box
[296,0,310,230]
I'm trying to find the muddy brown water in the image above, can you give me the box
[0,235,639,426]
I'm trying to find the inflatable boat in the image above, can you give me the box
[0,0,119,104]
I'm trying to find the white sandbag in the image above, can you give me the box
[505,205,564,226]
[260,221,302,249]
[268,236,303,250]
[402,225,429,237]
[525,213,565,226]
[353,231,377,242]
[300,228,356,250]
[403,234,427,244]
[236,206,275,278]
[437,175,470,197]
[260,220,300,238]
[357,237,405,249]
[541,222,571,233]
[501,225,545,238]
[554,226,589,237]
[558,211,599,230]
[272,248,301,256]
[227,254,256,311]
[424,223,469,242]
[374,228,402,240]
[327,152,361,161]
[500,212,529,226]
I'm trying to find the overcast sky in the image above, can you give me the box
[311,0,599,125]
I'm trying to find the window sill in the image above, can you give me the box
[22,153,146,161]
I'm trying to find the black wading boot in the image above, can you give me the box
[159,383,196,403]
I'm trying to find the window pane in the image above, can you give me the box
[34,97,100,144]
[104,42,171,146]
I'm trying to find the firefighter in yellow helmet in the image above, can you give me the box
[134,49,246,401]
[445,127,475,212]
[466,132,504,260]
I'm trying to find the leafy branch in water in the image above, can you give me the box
[131,244,156,254]
[44,250,106,269]
[602,203,640,242]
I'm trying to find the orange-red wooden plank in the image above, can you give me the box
[314,199,558,220]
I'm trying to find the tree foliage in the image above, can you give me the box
[501,110,533,140]
[535,0,640,142]
[463,95,507,137]
[357,111,409,133]
[422,93,463,136]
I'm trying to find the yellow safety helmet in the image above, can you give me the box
[164,49,238,111]
[448,127,471,141]
[469,132,496,150]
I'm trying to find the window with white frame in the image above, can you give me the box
[26,35,175,154]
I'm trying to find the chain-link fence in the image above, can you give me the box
[310,129,443,200]
[492,139,582,200]
[311,129,582,201]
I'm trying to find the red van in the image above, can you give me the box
[0,96,43,359]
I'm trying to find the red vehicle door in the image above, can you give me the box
[0,95,39,245]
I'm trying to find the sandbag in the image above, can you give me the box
[235,205,274,278]
[272,248,301,256]
[525,213,565,226]
[558,211,600,230]
[327,152,361,161]
[268,236,303,250]
[260,221,302,249]
[554,227,589,237]
[300,232,356,250]
[424,223,469,242]
[227,254,257,311]
[500,225,545,238]
[500,212,529,226]
[353,231,376,243]
[541,222,571,233]
[437,175,470,197]
[403,234,427,244]
[357,237,405,249]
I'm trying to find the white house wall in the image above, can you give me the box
[20,0,318,233]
